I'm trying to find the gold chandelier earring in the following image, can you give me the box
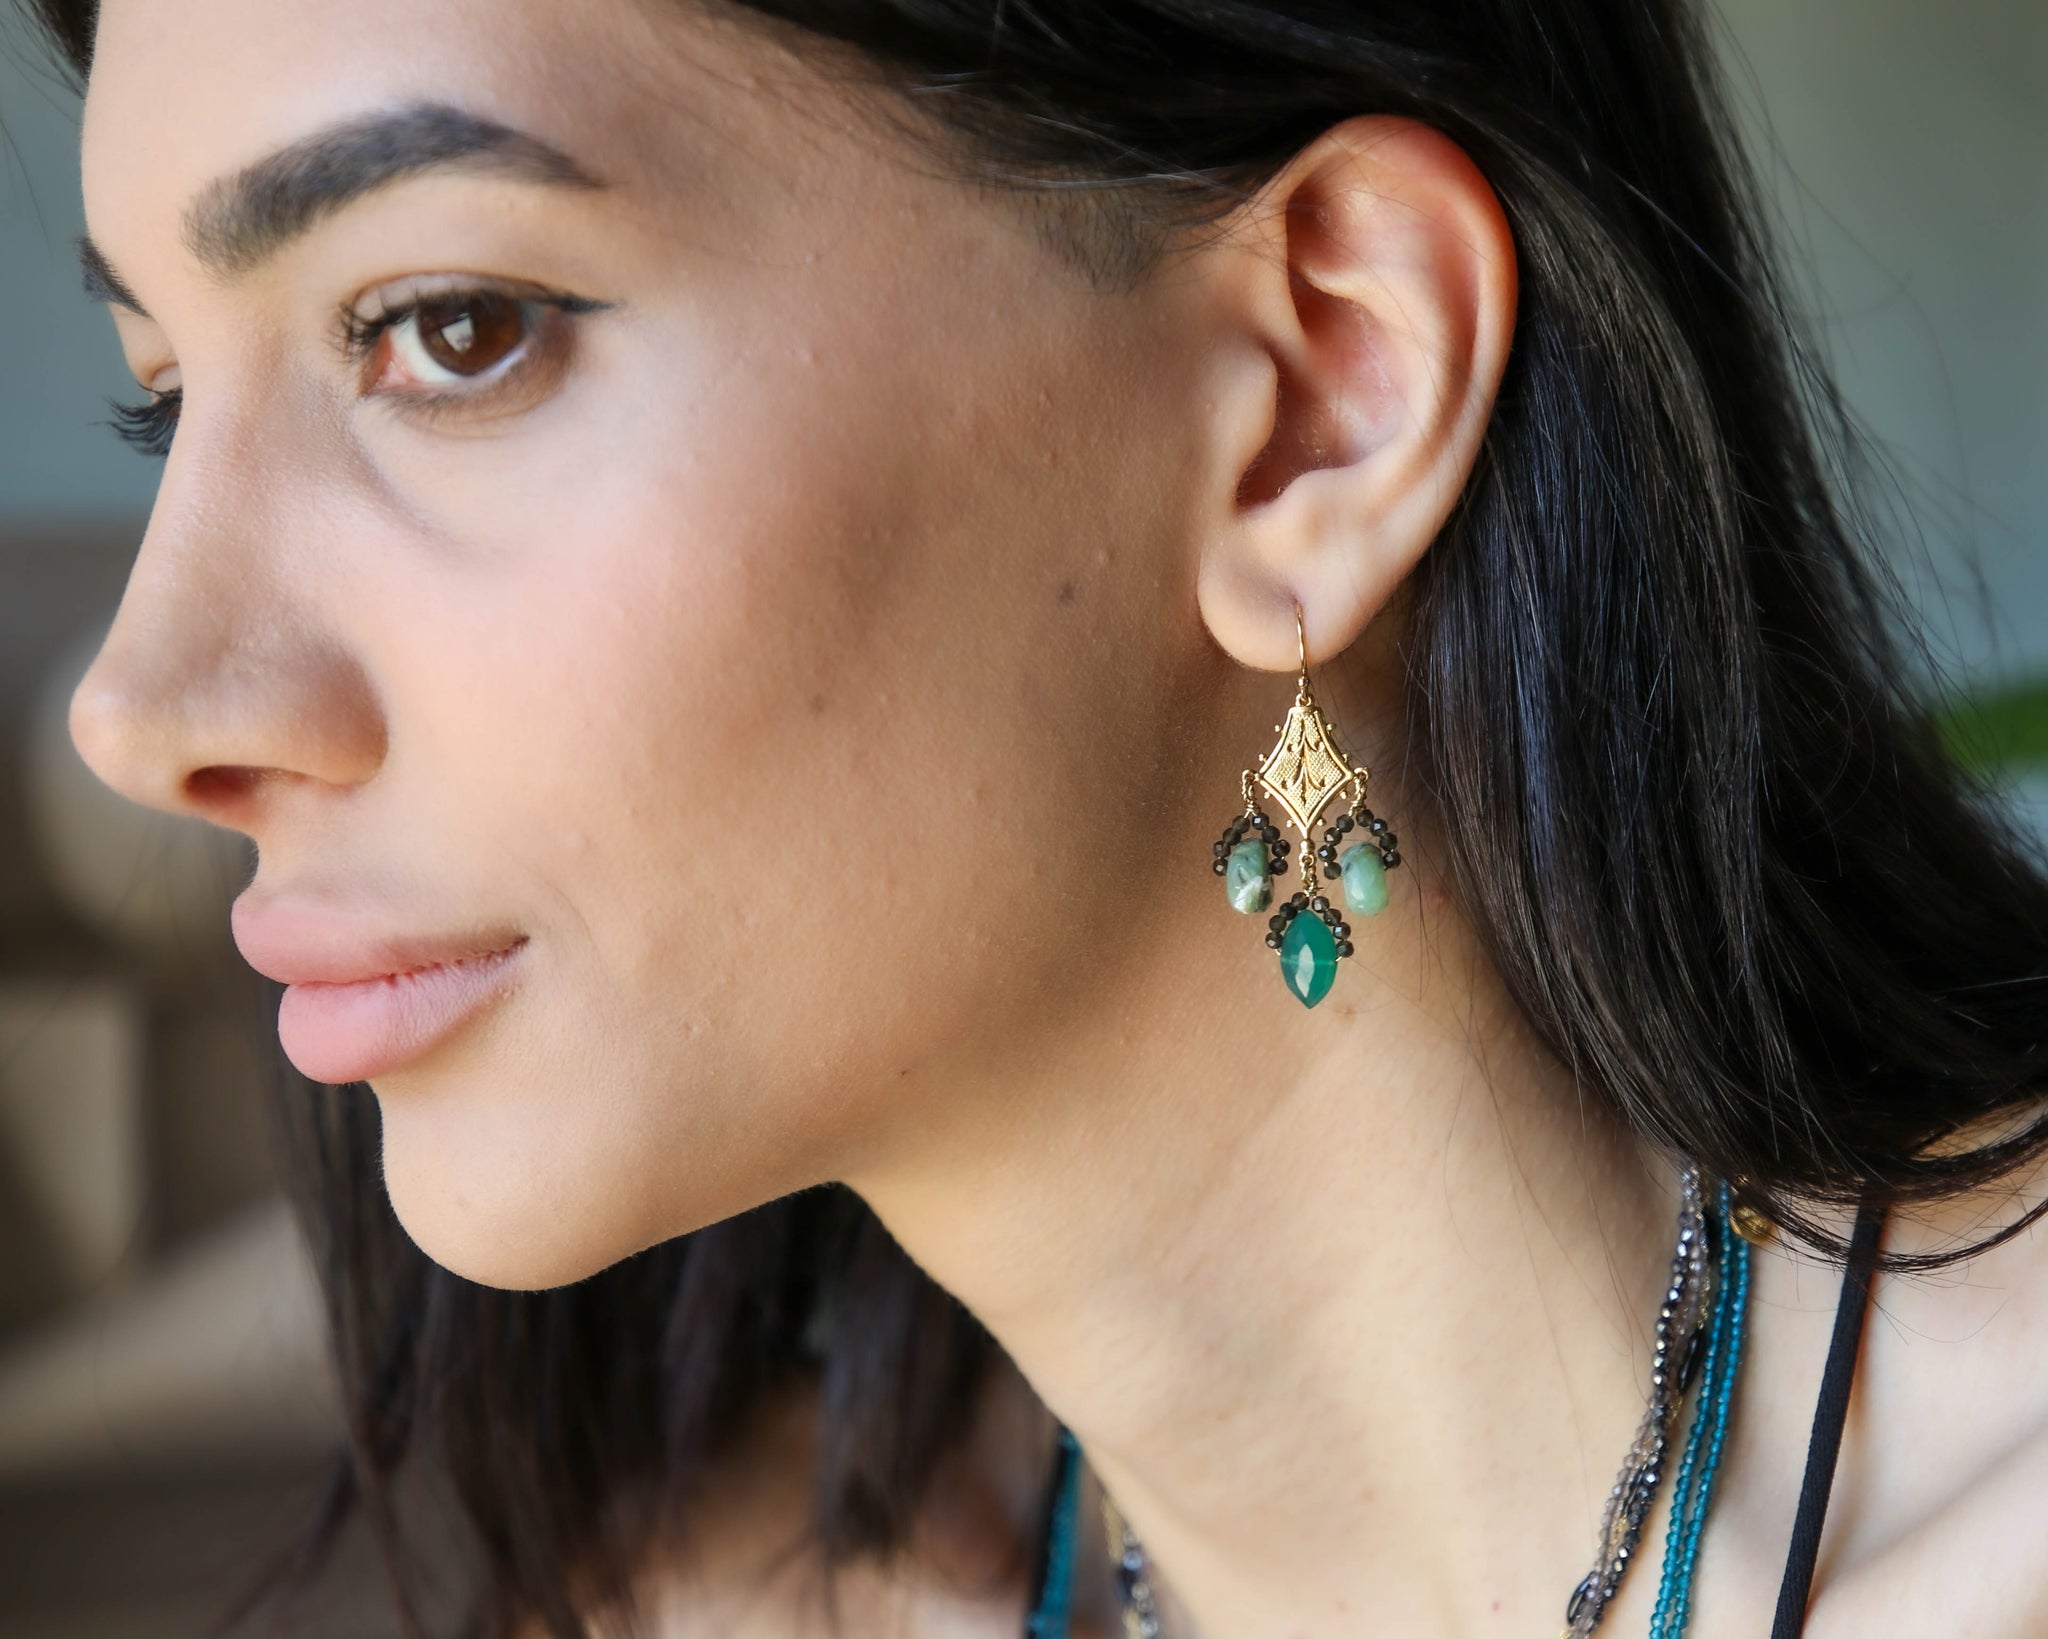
[1209,601,1401,1008]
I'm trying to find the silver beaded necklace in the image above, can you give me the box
[1088,1166,1721,1639]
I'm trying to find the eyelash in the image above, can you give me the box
[104,391,184,459]
[103,283,606,458]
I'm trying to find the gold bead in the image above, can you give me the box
[1730,1199,1776,1245]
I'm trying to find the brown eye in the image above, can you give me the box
[408,290,527,378]
[342,282,612,416]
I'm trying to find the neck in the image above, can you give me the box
[849,812,1689,1636]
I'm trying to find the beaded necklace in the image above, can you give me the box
[1023,1172,1752,1639]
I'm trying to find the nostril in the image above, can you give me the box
[185,765,268,808]
[58,608,386,812]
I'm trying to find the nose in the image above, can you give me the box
[67,483,386,836]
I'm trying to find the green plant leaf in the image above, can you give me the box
[1939,677,2048,772]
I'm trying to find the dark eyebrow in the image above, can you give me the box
[78,234,147,315]
[77,100,607,319]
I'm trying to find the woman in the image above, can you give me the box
[24,0,2048,1633]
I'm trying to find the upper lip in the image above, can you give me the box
[231,894,527,986]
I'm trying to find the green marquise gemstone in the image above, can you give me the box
[1224,839,1272,913]
[1279,912,1338,1007]
[1338,842,1389,917]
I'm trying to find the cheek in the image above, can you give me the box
[347,378,990,1272]
[356,260,1189,1285]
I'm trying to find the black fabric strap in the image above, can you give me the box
[1769,1194,1885,1638]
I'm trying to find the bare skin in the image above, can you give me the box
[67,0,2048,1633]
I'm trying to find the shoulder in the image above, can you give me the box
[1702,1191,2048,1637]
[607,1362,1124,1639]
[1807,1197,2048,1636]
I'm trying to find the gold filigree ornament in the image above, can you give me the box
[1208,601,1402,1008]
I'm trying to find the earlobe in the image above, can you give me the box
[1193,114,1517,671]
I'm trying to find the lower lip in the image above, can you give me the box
[276,940,527,1084]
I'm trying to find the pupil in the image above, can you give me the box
[419,292,522,375]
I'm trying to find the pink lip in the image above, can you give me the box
[232,897,528,1083]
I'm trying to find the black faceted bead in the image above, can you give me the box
[1310,895,1329,913]
[1268,914,1288,932]
[1290,891,1309,907]
[1272,839,1290,855]
[1382,849,1401,868]
[1332,922,1350,939]
[1317,847,1336,863]
[1268,857,1287,875]
[1368,818,1387,834]
[1379,833,1398,850]
[1213,840,1229,857]
[1337,814,1354,832]
[1336,940,1355,958]
[1212,860,1227,875]
[1264,932,1282,949]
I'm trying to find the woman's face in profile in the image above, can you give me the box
[71,0,1235,1287]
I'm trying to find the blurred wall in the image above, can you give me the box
[0,13,158,521]
[1715,0,2048,680]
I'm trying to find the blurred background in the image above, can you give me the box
[1,0,2044,1634]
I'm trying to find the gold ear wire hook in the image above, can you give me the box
[1293,600,1308,680]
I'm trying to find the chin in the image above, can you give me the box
[379,1159,633,1292]
[365,1070,813,1292]
[393,1215,626,1294]
[368,1096,672,1292]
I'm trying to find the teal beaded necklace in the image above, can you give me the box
[1024,1178,1752,1639]
[1649,1191,1751,1636]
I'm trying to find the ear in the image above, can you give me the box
[1189,114,1517,670]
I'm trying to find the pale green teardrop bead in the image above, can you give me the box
[1224,839,1273,913]
[1338,842,1389,916]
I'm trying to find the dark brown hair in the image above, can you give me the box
[16,0,2048,1633]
